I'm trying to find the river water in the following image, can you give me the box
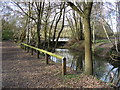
[50,49,120,86]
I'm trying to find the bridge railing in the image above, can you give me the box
[20,43,66,75]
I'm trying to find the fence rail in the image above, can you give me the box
[20,43,66,75]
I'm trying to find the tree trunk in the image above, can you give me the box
[79,17,83,40]
[43,19,48,49]
[37,23,41,48]
[83,18,93,75]
[117,1,120,42]
[102,25,114,45]
[92,22,95,43]
[52,3,64,49]
[54,3,65,51]
[26,16,29,44]
[52,13,62,47]
[48,13,57,50]
[37,16,41,58]
[67,1,93,75]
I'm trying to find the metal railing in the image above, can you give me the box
[21,43,66,75]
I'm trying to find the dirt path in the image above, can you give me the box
[2,41,111,88]
[2,41,65,88]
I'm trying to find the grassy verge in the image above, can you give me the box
[95,39,109,43]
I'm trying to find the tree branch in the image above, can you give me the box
[14,2,37,23]
[76,2,84,12]
[67,2,85,18]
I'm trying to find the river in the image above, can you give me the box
[50,49,120,86]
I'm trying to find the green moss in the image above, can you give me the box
[97,48,104,51]
[95,40,109,43]
[70,42,79,48]
[67,40,84,51]
[2,29,13,40]
[64,74,80,79]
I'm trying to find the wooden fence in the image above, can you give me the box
[20,43,66,75]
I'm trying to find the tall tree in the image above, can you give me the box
[35,2,45,58]
[66,10,83,41]
[52,3,64,48]
[14,2,45,58]
[54,2,66,51]
[117,1,120,42]
[68,1,93,75]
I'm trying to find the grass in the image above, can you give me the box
[56,72,81,82]
[95,39,109,43]
[63,74,80,79]
[62,74,81,84]
[97,48,105,51]
[2,29,13,40]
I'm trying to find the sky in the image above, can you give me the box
[102,2,117,32]
[0,0,120,2]
[0,1,119,32]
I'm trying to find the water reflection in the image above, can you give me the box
[50,49,120,86]
[106,60,120,86]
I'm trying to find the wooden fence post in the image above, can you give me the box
[27,47,28,52]
[37,51,39,59]
[20,44,22,48]
[34,49,36,53]
[25,46,26,51]
[62,57,66,75]
[31,48,33,55]
[27,47,29,52]
[45,54,49,64]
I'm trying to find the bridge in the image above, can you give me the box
[51,38,69,46]
[54,38,69,42]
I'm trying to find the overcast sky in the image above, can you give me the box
[0,1,118,32]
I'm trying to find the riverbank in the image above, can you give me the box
[2,41,112,88]
[93,42,113,58]
[64,39,113,58]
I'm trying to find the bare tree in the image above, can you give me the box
[116,1,120,42]
[54,2,66,51]
[14,2,45,58]
[68,1,93,75]
[52,3,64,48]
